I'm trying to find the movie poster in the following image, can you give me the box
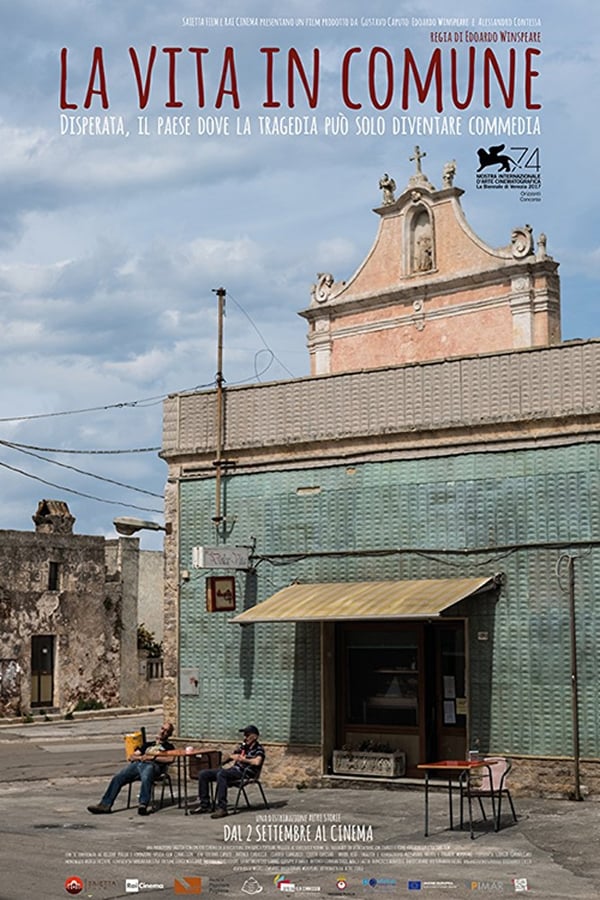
[2,2,599,898]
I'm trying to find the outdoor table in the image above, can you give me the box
[417,759,494,839]
[155,748,218,815]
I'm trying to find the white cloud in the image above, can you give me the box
[0,0,598,539]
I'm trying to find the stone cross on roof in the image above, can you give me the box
[410,145,426,174]
[406,145,434,191]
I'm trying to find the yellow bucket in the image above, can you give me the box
[124,731,143,758]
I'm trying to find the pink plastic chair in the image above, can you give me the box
[461,757,517,831]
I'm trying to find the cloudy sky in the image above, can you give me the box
[0,1,598,547]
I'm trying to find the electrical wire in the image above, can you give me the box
[0,460,163,513]
[0,441,162,498]
[0,293,299,511]
[0,440,160,454]
[0,381,216,424]
[0,396,164,423]
[227,291,296,379]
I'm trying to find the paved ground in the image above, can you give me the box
[1,711,599,899]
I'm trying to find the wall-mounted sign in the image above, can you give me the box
[206,575,236,612]
[192,545,249,569]
[180,667,200,696]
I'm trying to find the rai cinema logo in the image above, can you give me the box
[64,876,84,895]
[175,876,203,894]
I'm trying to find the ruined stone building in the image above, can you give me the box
[0,499,164,716]
[160,152,599,797]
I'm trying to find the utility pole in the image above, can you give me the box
[213,287,226,530]
[567,554,582,801]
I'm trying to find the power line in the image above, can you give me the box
[0,396,164,423]
[1,440,160,454]
[0,305,296,431]
[0,381,216,424]
[0,441,163,498]
[227,291,296,379]
[0,460,163,513]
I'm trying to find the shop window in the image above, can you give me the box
[345,629,419,726]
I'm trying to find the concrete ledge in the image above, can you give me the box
[0,705,163,728]
[321,774,457,792]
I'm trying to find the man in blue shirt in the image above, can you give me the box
[190,724,265,819]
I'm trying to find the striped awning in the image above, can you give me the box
[229,576,497,624]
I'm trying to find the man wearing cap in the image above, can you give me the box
[190,725,265,818]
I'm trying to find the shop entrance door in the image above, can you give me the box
[335,620,466,775]
[424,622,467,762]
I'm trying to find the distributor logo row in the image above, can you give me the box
[65,873,530,895]
[65,876,202,894]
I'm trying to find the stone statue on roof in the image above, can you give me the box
[378,173,396,205]
[442,160,457,187]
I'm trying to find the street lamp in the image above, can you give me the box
[113,516,172,536]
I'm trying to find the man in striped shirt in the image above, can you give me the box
[190,724,265,819]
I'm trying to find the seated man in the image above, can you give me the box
[190,724,265,819]
[87,722,175,816]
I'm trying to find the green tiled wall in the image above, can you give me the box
[179,443,600,756]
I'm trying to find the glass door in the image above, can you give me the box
[435,622,467,760]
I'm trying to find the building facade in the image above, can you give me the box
[0,500,164,716]
[161,159,599,797]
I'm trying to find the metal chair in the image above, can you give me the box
[188,750,222,809]
[232,759,270,813]
[461,756,517,831]
[126,769,175,811]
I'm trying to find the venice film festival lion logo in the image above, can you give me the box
[477,143,520,172]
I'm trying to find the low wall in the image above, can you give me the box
[508,756,600,800]
[173,739,600,800]
[172,739,322,789]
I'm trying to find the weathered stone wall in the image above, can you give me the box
[0,529,122,716]
[508,757,600,800]
[138,549,165,642]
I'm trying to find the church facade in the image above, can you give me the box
[301,147,560,374]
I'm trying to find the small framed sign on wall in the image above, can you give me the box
[206,575,236,612]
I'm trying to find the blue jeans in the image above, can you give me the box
[100,760,160,808]
[198,766,246,810]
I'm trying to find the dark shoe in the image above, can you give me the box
[138,805,149,816]
[211,808,228,819]
[87,803,111,814]
[189,804,211,815]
